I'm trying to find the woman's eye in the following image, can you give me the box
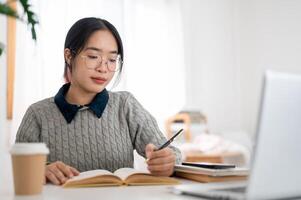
[88,55,98,59]
[109,59,117,63]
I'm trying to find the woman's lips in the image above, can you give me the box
[91,77,107,84]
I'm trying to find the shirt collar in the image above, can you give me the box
[54,83,109,123]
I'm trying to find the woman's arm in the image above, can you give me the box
[123,92,182,175]
[16,105,80,184]
[16,106,41,143]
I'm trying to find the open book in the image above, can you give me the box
[63,168,179,188]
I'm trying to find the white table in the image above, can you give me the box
[0,153,244,200]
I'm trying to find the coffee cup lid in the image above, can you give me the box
[10,143,49,155]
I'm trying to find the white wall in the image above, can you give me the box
[238,0,301,137]
[181,0,301,137]
[0,15,8,151]
[181,0,242,134]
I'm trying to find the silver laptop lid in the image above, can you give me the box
[247,70,301,199]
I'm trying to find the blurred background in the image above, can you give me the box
[1,0,301,167]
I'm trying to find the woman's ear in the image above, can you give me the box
[64,48,72,66]
[65,65,72,83]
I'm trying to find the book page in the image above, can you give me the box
[113,168,150,180]
[114,168,180,185]
[68,169,113,182]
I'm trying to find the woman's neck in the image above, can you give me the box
[65,84,96,106]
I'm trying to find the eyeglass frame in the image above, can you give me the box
[80,53,123,72]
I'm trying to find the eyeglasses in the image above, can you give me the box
[80,54,122,72]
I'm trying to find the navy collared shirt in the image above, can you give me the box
[54,83,109,123]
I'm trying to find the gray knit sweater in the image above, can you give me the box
[16,91,182,172]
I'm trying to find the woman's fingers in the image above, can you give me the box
[147,154,175,165]
[45,161,80,185]
[145,144,157,159]
[56,161,74,178]
[149,169,173,176]
[148,164,174,177]
[49,166,67,184]
[70,167,80,175]
[148,162,175,172]
[147,147,175,159]
[145,146,176,176]
[45,170,60,185]
[146,147,175,165]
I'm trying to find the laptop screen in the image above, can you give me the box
[247,71,301,199]
[172,71,301,200]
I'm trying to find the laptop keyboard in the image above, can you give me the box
[216,186,246,193]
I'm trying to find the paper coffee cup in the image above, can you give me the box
[10,143,49,195]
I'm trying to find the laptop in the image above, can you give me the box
[172,70,301,200]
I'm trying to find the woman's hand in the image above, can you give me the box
[45,161,80,185]
[145,143,176,176]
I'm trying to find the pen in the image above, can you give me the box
[146,128,183,162]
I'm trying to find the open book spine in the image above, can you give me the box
[63,175,123,188]
[63,183,122,188]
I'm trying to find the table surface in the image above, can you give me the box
[1,153,245,200]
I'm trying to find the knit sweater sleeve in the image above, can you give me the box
[15,105,41,143]
[123,92,182,164]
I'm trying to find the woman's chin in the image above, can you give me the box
[88,85,106,94]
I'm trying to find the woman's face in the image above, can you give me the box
[67,30,118,94]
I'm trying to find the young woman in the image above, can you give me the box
[16,17,182,185]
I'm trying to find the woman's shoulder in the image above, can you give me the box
[27,97,56,112]
[108,90,134,102]
[107,90,144,109]
[107,90,141,108]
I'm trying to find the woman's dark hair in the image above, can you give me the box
[64,17,124,83]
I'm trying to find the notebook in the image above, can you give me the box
[174,165,249,177]
[172,70,301,199]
